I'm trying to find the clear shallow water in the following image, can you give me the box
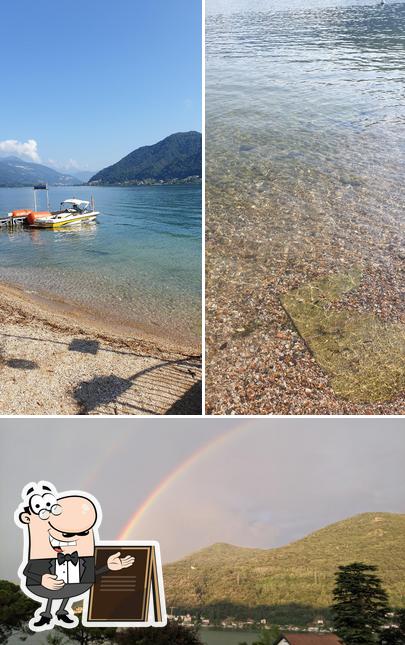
[207,0,405,204]
[206,0,405,413]
[0,185,201,345]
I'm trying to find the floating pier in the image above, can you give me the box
[0,216,27,229]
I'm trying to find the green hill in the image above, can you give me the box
[88,131,202,185]
[163,513,405,623]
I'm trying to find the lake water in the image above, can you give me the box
[207,0,405,209]
[202,629,257,645]
[0,185,201,346]
[206,0,405,412]
[6,628,258,645]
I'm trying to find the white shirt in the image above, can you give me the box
[55,557,80,584]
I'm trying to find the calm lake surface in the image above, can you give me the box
[0,185,201,345]
[7,629,258,645]
[202,630,257,645]
[207,0,405,204]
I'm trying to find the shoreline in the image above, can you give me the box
[0,180,202,189]
[0,183,202,352]
[87,179,202,187]
[0,282,202,415]
[0,279,201,355]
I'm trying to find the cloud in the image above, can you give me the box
[64,158,81,170]
[0,138,41,162]
[47,157,88,172]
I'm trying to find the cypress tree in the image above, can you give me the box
[380,608,405,644]
[332,562,389,645]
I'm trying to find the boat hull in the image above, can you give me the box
[29,212,98,229]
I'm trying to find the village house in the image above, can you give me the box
[275,634,341,645]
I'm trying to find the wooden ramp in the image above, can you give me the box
[74,358,202,415]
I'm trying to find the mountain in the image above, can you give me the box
[88,131,202,185]
[163,513,405,623]
[0,156,81,187]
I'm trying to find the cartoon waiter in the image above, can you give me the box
[15,481,135,631]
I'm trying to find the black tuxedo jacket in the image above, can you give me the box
[23,556,107,587]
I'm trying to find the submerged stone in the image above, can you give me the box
[281,270,405,403]
[239,144,256,153]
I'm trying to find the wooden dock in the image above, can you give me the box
[0,216,27,229]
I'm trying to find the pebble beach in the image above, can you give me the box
[206,183,404,415]
[0,283,201,415]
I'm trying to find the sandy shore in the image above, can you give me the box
[0,283,202,415]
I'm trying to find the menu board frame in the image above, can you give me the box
[82,540,167,627]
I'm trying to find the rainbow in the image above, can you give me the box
[118,422,249,540]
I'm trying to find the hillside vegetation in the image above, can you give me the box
[89,131,202,185]
[164,513,405,622]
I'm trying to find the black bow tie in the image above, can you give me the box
[57,551,79,566]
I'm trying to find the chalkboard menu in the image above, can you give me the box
[82,543,166,627]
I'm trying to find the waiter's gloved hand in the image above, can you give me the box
[107,552,135,571]
[41,573,65,590]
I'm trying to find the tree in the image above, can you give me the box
[115,621,202,644]
[380,628,404,645]
[58,623,116,645]
[252,626,281,644]
[331,563,390,645]
[380,608,405,644]
[46,631,69,645]
[0,579,39,643]
[398,610,405,631]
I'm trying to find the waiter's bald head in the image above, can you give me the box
[17,484,99,559]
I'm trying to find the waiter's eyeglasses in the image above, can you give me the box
[38,504,62,520]
[29,493,62,519]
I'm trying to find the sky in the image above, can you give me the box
[0,417,404,582]
[0,0,201,173]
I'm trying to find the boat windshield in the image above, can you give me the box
[61,200,89,212]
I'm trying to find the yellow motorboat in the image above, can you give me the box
[28,199,99,229]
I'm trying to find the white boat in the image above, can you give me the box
[29,199,99,229]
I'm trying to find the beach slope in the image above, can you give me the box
[0,284,201,415]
